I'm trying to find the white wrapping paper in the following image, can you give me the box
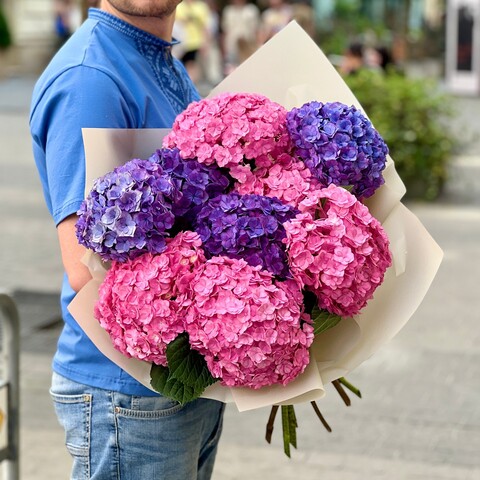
[69,22,443,412]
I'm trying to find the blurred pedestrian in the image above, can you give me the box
[365,45,396,73]
[221,0,260,74]
[258,0,293,45]
[291,0,316,39]
[203,0,224,86]
[54,0,81,48]
[175,0,211,84]
[339,41,364,76]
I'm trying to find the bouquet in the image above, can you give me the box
[75,91,393,455]
[70,22,443,458]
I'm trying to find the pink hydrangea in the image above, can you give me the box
[233,151,322,211]
[94,231,205,366]
[284,184,392,317]
[163,92,290,170]
[184,256,314,389]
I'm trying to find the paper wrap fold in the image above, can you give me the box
[69,22,443,412]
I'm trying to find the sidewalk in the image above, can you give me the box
[0,74,479,479]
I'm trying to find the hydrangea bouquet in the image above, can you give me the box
[70,22,442,458]
[76,91,393,455]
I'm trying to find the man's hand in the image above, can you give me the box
[57,214,92,292]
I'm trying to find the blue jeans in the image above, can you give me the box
[50,372,225,479]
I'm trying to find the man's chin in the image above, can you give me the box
[103,0,182,19]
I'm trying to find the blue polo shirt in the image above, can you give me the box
[30,9,200,395]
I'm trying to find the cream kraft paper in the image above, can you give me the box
[69,22,443,412]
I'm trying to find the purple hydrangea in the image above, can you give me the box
[194,193,298,279]
[286,101,389,198]
[149,148,231,225]
[76,158,180,262]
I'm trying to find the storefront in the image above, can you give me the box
[446,0,480,94]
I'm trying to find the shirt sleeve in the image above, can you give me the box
[30,65,134,226]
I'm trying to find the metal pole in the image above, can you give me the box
[0,292,20,480]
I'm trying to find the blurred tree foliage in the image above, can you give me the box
[345,69,457,201]
[317,0,391,56]
[315,0,442,64]
[0,5,11,49]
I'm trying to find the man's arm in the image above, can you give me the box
[57,214,92,292]
[31,67,134,292]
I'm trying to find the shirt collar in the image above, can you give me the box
[88,8,180,48]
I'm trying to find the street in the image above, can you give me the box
[0,75,479,480]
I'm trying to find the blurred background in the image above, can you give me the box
[0,0,479,479]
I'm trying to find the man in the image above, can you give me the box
[29,1,225,478]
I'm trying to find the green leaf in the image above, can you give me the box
[166,333,217,389]
[315,198,328,219]
[281,405,298,458]
[150,364,200,404]
[150,363,171,394]
[311,306,343,336]
[150,333,218,405]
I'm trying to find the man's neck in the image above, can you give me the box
[100,2,176,42]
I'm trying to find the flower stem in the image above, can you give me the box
[310,401,332,432]
[265,405,279,444]
[338,377,362,398]
[332,379,351,406]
